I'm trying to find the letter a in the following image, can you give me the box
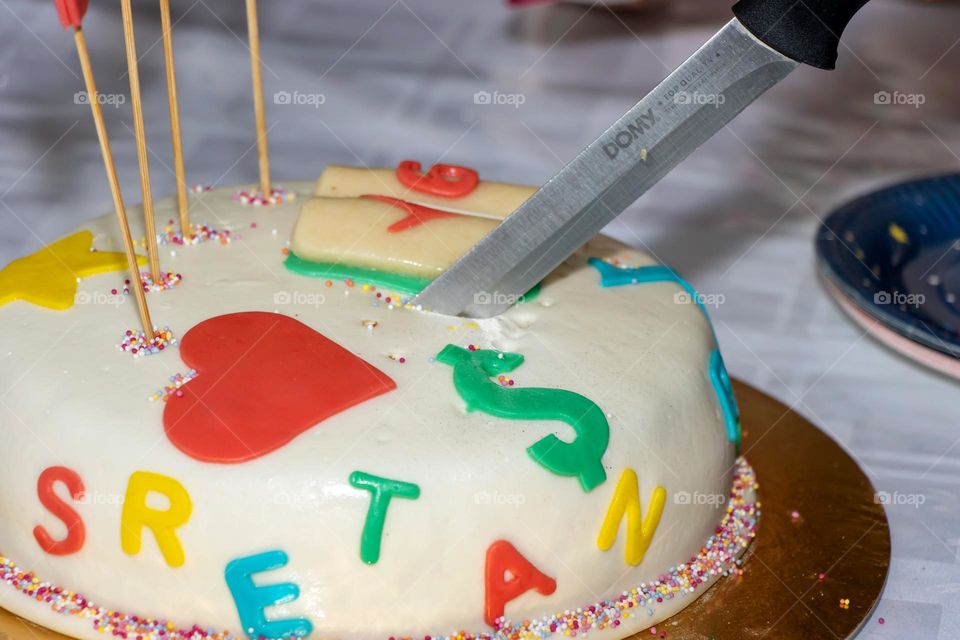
[484,540,556,627]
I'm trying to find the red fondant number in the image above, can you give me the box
[396,160,479,198]
[361,195,460,233]
[33,466,86,555]
[484,540,557,627]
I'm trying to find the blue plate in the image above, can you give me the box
[816,173,960,358]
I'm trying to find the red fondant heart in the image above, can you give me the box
[163,312,396,463]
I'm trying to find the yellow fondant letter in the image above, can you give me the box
[596,469,666,566]
[121,471,192,568]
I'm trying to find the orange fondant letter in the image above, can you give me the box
[33,466,86,555]
[484,540,556,627]
[121,471,192,568]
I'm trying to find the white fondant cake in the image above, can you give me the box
[0,175,755,640]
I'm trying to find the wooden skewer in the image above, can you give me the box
[74,27,154,337]
[159,0,190,237]
[245,0,271,197]
[120,0,162,282]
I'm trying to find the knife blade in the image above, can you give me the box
[413,0,872,318]
[413,19,795,317]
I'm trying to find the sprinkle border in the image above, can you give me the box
[0,459,757,640]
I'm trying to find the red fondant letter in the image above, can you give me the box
[33,466,86,555]
[484,540,557,627]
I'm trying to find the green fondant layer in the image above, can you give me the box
[285,253,432,295]
[285,252,542,303]
[520,281,541,302]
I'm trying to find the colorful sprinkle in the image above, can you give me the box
[149,370,198,403]
[0,553,235,640]
[232,187,294,207]
[118,327,178,358]
[888,223,909,245]
[158,222,232,247]
[190,184,212,194]
[141,270,183,293]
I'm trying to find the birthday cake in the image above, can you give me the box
[0,162,756,640]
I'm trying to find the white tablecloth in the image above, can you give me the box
[1,0,958,637]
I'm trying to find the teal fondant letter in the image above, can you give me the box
[225,550,313,639]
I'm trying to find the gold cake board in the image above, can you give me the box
[0,381,890,640]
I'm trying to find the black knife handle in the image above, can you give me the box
[732,0,871,70]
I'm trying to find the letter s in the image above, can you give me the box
[33,466,86,556]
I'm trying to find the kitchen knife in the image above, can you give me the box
[413,0,871,317]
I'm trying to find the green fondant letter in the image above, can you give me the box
[349,471,420,564]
